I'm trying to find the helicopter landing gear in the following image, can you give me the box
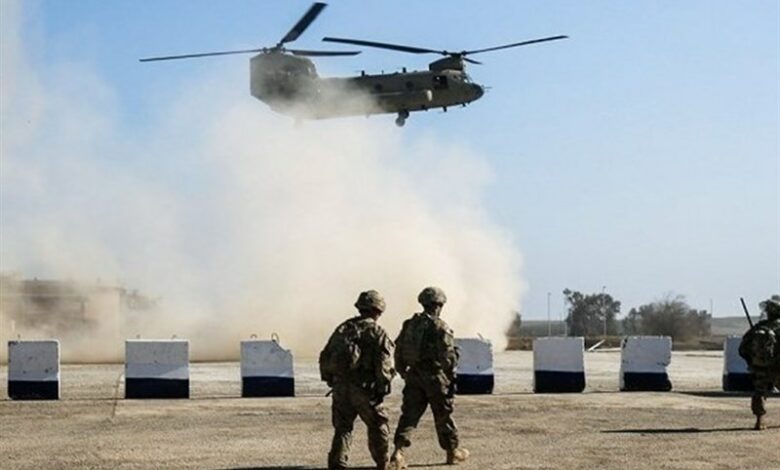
[395,110,410,127]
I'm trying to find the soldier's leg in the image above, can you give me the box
[752,392,767,431]
[329,386,359,469]
[393,378,429,449]
[427,387,459,451]
[354,390,391,467]
[751,374,773,431]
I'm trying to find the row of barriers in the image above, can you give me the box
[5,336,753,400]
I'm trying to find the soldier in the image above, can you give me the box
[739,295,780,431]
[319,290,395,470]
[389,287,469,468]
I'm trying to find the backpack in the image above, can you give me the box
[397,314,433,368]
[740,324,779,368]
[319,319,363,383]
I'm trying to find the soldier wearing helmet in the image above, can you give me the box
[320,290,395,469]
[389,287,469,468]
[739,295,780,430]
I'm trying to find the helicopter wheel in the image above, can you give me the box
[395,110,409,127]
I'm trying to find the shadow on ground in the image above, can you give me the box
[218,464,446,470]
[601,425,780,434]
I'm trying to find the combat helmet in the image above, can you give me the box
[761,295,780,320]
[355,290,386,313]
[418,286,447,307]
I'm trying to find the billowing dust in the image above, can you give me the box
[0,1,523,362]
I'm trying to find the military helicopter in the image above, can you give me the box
[140,3,567,127]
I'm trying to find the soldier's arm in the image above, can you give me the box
[435,322,458,379]
[394,323,408,377]
[375,329,396,395]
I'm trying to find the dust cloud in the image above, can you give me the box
[0,1,524,362]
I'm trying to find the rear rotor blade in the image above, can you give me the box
[463,57,482,65]
[323,37,442,55]
[280,2,327,45]
[139,48,267,62]
[289,49,361,57]
[464,35,568,55]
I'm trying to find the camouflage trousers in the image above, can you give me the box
[328,382,390,469]
[750,369,780,417]
[393,370,459,451]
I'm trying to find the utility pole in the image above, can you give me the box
[601,285,607,338]
[547,292,552,337]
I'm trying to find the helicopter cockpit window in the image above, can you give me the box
[433,75,449,90]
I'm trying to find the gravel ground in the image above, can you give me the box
[0,351,778,469]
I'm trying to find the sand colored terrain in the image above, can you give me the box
[0,351,778,469]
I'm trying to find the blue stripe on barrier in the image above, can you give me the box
[534,371,585,393]
[8,381,59,400]
[241,376,295,397]
[125,378,189,399]
[723,373,755,392]
[621,372,672,392]
[456,374,494,395]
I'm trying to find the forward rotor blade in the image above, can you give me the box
[139,48,267,62]
[289,49,361,57]
[280,2,327,45]
[464,35,568,55]
[323,37,442,55]
[464,57,482,65]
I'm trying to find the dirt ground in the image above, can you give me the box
[1,350,778,470]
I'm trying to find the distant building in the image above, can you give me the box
[0,274,156,360]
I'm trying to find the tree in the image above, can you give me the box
[563,289,620,337]
[622,295,711,340]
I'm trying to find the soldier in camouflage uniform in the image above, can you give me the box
[389,287,469,468]
[739,295,780,431]
[320,290,396,470]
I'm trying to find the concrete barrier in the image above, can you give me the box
[8,340,60,400]
[125,339,189,399]
[619,336,672,391]
[455,338,494,394]
[533,337,585,393]
[241,339,295,397]
[723,335,754,392]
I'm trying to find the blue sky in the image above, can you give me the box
[5,1,779,321]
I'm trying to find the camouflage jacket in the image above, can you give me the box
[332,317,395,393]
[739,318,780,372]
[395,312,458,380]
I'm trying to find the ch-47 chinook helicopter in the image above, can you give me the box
[140,3,567,127]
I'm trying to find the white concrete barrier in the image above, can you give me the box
[723,335,754,392]
[8,340,60,400]
[454,338,494,395]
[533,337,585,393]
[619,336,672,391]
[125,339,189,399]
[241,339,294,397]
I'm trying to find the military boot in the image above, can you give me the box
[754,415,766,431]
[389,448,407,469]
[446,447,470,465]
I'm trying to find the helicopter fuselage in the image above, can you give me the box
[250,52,484,124]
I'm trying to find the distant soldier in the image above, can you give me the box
[739,295,780,431]
[320,290,395,470]
[390,287,469,468]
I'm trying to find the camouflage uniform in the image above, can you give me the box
[322,291,395,470]
[739,295,780,430]
[392,287,466,466]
